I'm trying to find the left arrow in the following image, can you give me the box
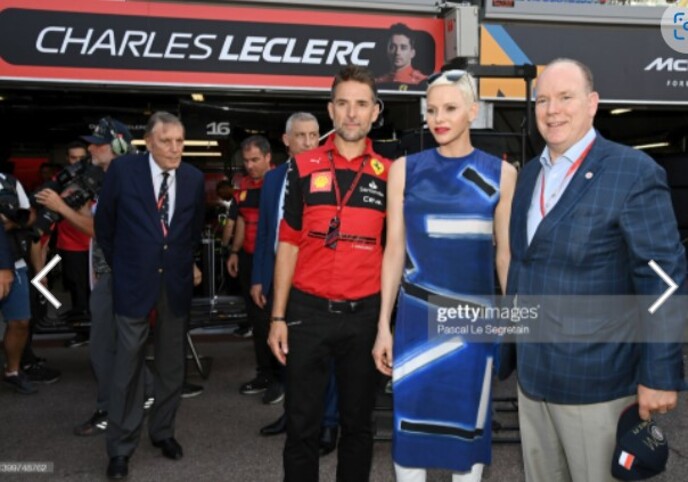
[31,254,62,309]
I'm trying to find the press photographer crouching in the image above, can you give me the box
[0,165,38,394]
[32,117,151,436]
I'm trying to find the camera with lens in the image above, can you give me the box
[31,158,104,237]
[0,176,30,227]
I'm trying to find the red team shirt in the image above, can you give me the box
[233,175,264,254]
[279,134,391,300]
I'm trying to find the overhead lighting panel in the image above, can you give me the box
[633,142,669,150]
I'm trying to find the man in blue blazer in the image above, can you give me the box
[251,113,341,447]
[508,59,686,482]
[95,112,205,479]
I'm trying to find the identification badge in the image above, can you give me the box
[324,216,340,250]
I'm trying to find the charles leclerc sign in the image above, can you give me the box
[0,0,443,94]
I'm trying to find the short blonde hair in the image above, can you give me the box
[426,70,478,104]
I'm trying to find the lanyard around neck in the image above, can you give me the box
[327,150,369,215]
[539,140,594,217]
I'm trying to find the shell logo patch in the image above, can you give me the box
[371,158,384,176]
[310,171,332,193]
[239,190,247,201]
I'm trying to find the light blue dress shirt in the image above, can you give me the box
[527,128,597,244]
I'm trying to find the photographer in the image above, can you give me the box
[0,167,37,395]
[33,117,149,435]
[58,142,91,348]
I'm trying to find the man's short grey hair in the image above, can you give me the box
[546,58,595,93]
[285,112,319,135]
[144,111,184,137]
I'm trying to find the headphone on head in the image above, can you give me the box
[101,116,130,156]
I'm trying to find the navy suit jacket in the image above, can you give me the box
[251,162,288,296]
[508,135,687,403]
[95,153,205,318]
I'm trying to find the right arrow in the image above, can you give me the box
[31,254,62,309]
[648,260,678,314]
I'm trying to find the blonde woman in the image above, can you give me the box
[373,70,516,482]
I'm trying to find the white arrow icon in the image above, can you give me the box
[31,254,62,309]
[648,260,678,314]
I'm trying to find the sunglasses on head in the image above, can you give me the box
[427,69,477,101]
[428,69,467,85]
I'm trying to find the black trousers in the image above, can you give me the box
[283,289,380,482]
[106,284,186,458]
[239,250,277,380]
[58,249,90,314]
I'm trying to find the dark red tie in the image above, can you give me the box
[157,172,170,237]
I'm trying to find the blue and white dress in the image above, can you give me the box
[392,148,502,471]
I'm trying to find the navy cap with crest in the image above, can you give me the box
[81,117,133,146]
[611,403,669,480]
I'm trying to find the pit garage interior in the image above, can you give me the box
[2,85,688,241]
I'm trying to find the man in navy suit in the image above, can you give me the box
[95,111,205,479]
[250,112,320,319]
[508,59,686,482]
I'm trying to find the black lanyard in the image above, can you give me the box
[324,150,369,250]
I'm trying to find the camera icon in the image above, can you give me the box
[673,12,688,41]
[662,7,688,54]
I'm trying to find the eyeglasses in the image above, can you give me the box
[427,69,477,102]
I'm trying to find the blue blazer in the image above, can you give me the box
[95,153,205,318]
[251,162,288,296]
[508,135,687,404]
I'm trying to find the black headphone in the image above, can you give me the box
[101,117,130,156]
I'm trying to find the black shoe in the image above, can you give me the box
[181,382,204,399]
[152,437,183,460]
[232,325,253,338]
[106,456,128,479]
[23,361,61,384]
[260,414,287,436]
[262,380,284,404]
[319,426,338,457]
[74,410,108,436]
[65,333,89,348]
[3,372,38,395]
[239,375,269,395]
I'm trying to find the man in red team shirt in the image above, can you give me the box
[227,135,281,402]
[59,142,93,348]
[268,65,391,482]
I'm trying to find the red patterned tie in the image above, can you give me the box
[157,172,170,237]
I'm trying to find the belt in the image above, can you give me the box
[291,288,380,314]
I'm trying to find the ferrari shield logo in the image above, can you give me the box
[371,158,384,176]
